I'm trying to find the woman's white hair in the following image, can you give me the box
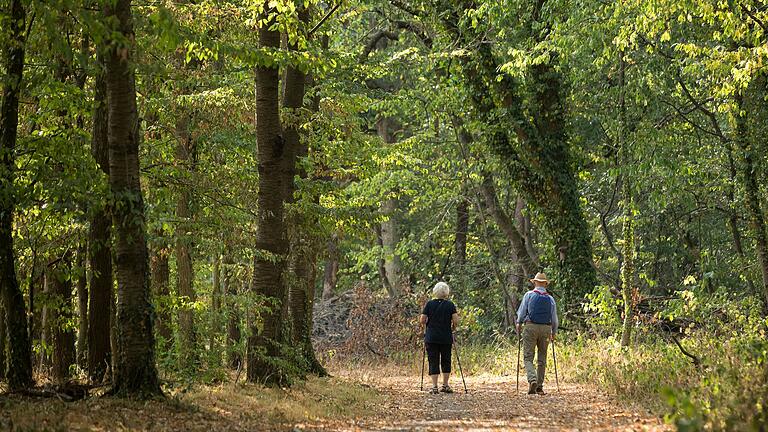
[433,282,450,299]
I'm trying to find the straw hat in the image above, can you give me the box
[530,272,549,284]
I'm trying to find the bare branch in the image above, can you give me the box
[309,2,342,36]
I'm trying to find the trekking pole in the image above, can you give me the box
[516,332,521,394]
[453,336,468,393]
[552,337,560,393]
[420,343,426,391]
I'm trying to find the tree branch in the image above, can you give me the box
[392,20,432,47]
[669,333,701,366]
[359,30,399,61]
[742,5,768,35]
[309,2,342,36]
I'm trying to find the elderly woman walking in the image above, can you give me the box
[419,282,460,394]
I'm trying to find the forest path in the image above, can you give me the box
[297,373,670,432]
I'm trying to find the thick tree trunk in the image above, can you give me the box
[0,0,33,391]
[283,25,326,375]
[735,91,768,307]
[175,114,197,370]
[51,257,76,384]
[248,1,289,385]
[725,142,757,293]
[441,2,597,304]
[88,54,113,384]
[76,243,88,369]
[104,0,161,397]
[529,60,597,302]
[288,252,327,375]
[150,234,172,348]
[322,233,339,301]
[455,196,469,267]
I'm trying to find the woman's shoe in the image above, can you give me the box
[440,385,454,393]
[429,386,439,394]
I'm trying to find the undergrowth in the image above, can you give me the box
[0,375,382,431]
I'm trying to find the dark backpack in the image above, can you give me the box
[527,290,552,324]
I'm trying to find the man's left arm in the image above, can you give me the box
[550,299,559,340]
[515,293,529,335]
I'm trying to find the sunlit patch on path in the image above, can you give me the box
[297,373,670,432]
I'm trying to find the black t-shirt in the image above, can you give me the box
[422,299,457,344]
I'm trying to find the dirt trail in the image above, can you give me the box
[298,373,669,432]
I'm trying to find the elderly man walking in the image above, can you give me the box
[516,272,559,395]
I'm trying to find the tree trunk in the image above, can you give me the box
[0,0,33,391]
[40,273,51,372]
[175,114,197,370]
[455,196,469,267]
[88,54,113,384]
[210,253,222,354]
[225,262,241,370]
[377,116,402,296]
[27,258,38,357]
[380,197,401,296]
[150,233,172,349]
[515,197,540,268]
[529,60,597,303]
[322,233,339,300]
[0,302,6,379]
[479,175,536,277]
[289,251,327,376]
[441,3,597,304]
[282,19,326,375]
[104,0,161,397]
[51,257,76,384]
[76,243,88,369]
[735,90,768,308]
[618,53,636,347]
[725,142,757,293]
[248,1,289,385]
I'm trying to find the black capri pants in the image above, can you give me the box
[425,343,452,375]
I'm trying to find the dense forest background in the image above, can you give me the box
[0,0,767,430]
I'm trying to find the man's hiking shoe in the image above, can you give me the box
[536,386,545,395]
[440,385,454,394]
[527,382,537,394]
[429,386,439,394]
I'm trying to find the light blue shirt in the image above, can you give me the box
[516,287,559,334]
